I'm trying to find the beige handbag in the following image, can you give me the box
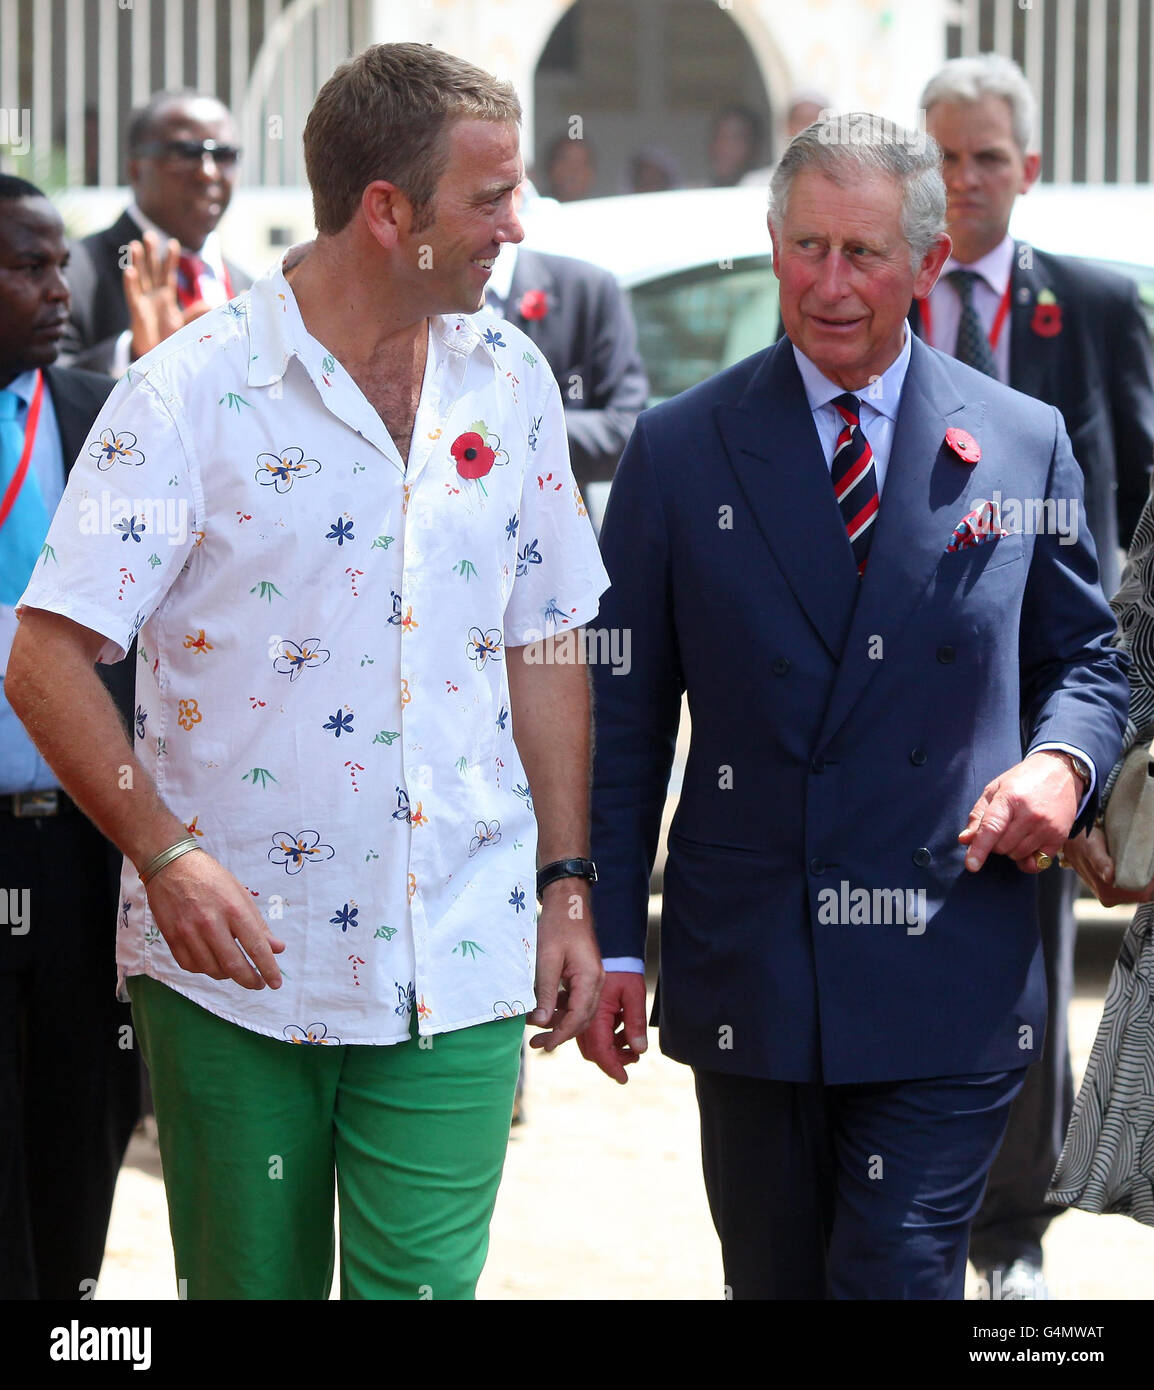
[1104,737,1154,891]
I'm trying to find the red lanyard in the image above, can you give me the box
[0,369,44,531]
[918,278,1012,355]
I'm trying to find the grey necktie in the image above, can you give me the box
[946,269,999,379]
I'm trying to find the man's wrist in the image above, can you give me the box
[536,857,597,901]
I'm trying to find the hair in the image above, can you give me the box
[0,174,46,201]
[125,90,233,156]
[303,43,521,236]
[769,114,946,268]
[920,53,1036,153]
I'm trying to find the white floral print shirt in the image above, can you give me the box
[19,251,609,1045]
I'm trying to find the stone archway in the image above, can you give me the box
[531,0,785,199]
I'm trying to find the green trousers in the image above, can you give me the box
[129,975,523,1300]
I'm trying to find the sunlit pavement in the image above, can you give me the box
[95,899,1153,1301]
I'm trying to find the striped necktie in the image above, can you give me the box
[831,392,879,576]
[946,269,999,378]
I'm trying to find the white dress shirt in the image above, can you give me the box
[922,234,1016,383]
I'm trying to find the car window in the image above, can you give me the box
[630,256,778,404]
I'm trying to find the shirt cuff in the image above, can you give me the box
[1028,742,1096,820]
[602,956,645,973]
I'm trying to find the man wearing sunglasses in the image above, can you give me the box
[60,91,251,377]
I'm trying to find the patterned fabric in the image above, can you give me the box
[947,270,999,379]
[18,250,608,1045]
[830,393,878,575]
[1046,493,1154,1222]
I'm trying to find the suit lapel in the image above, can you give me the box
[715,341,859,661]
[817,339,982,746]
[44,367,92,471]
[505,250,559,358]
[1009,243,1058,400]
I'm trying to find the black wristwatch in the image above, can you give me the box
[536,857,598,901]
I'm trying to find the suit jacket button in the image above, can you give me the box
[811,754,826,773]
[913,847,932,867]
[772,656,791,675]
[910,748,927,766]
[937,646,956,664]
[809,857,826,875]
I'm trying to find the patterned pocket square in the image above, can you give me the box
[945,500,1010,553]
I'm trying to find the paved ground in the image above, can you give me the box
[94,902,1154,1301]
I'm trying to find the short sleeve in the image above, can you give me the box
[503,370,609,646]
[17,372,198,663]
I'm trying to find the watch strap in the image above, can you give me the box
[536,857,598,901]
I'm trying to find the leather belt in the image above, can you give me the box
[1,790,78,818]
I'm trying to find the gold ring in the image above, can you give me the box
[1034,851,1053,871]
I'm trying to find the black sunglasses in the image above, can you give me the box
[135,139,242,168]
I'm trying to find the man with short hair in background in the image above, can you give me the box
[60,89,251,377]
[919,53,1154,1300]
[0,174,137,1299]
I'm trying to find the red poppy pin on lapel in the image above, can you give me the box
[518,290,548,321]
[451,431,496,479]
[945,427,981,464]
[1030,289,1062,338]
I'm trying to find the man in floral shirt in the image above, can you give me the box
[8,43,608,1300]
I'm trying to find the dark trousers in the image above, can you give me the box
[694,1065,1025,1300]
[969,866,1076,1270]
[0,805,139,1299]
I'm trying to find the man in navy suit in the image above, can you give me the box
[479,189,648,506]
[0,176,138,1297]
[578,116,1129,1299]
[917,53,1154,1299]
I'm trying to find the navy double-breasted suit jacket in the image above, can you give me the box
[590,333,1129,1086]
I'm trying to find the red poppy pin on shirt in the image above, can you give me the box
[518,289,548,321]
[451,432,496,480]
[945,427,981,464]
[1031,289,1062,338]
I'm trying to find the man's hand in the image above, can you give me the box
[959,750,1083,873]
[577,970,648,1084]
[527,883,603,1052]
[123,230,210,360]
[1061,824,1154,907]
[144,847,285,990]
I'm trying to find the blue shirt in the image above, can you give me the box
[1,368,65,794]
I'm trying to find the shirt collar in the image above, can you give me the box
[2,367,43,407]
[246,245,489,389]
[792,322,912,422]
[126,201,225,277]
[485,243,519,303]
[941,232,1015,298]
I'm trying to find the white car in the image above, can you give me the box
[520,184,1154,407]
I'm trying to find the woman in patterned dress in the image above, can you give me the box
[1049,497,1154,1225]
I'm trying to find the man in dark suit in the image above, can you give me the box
[917,53,1154,1299]
[578,116,1129,1299]
[481,197,648,507]
[0,176,138,1297]
[60,90,251,377]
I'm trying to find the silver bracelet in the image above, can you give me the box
[139,836,202,885]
